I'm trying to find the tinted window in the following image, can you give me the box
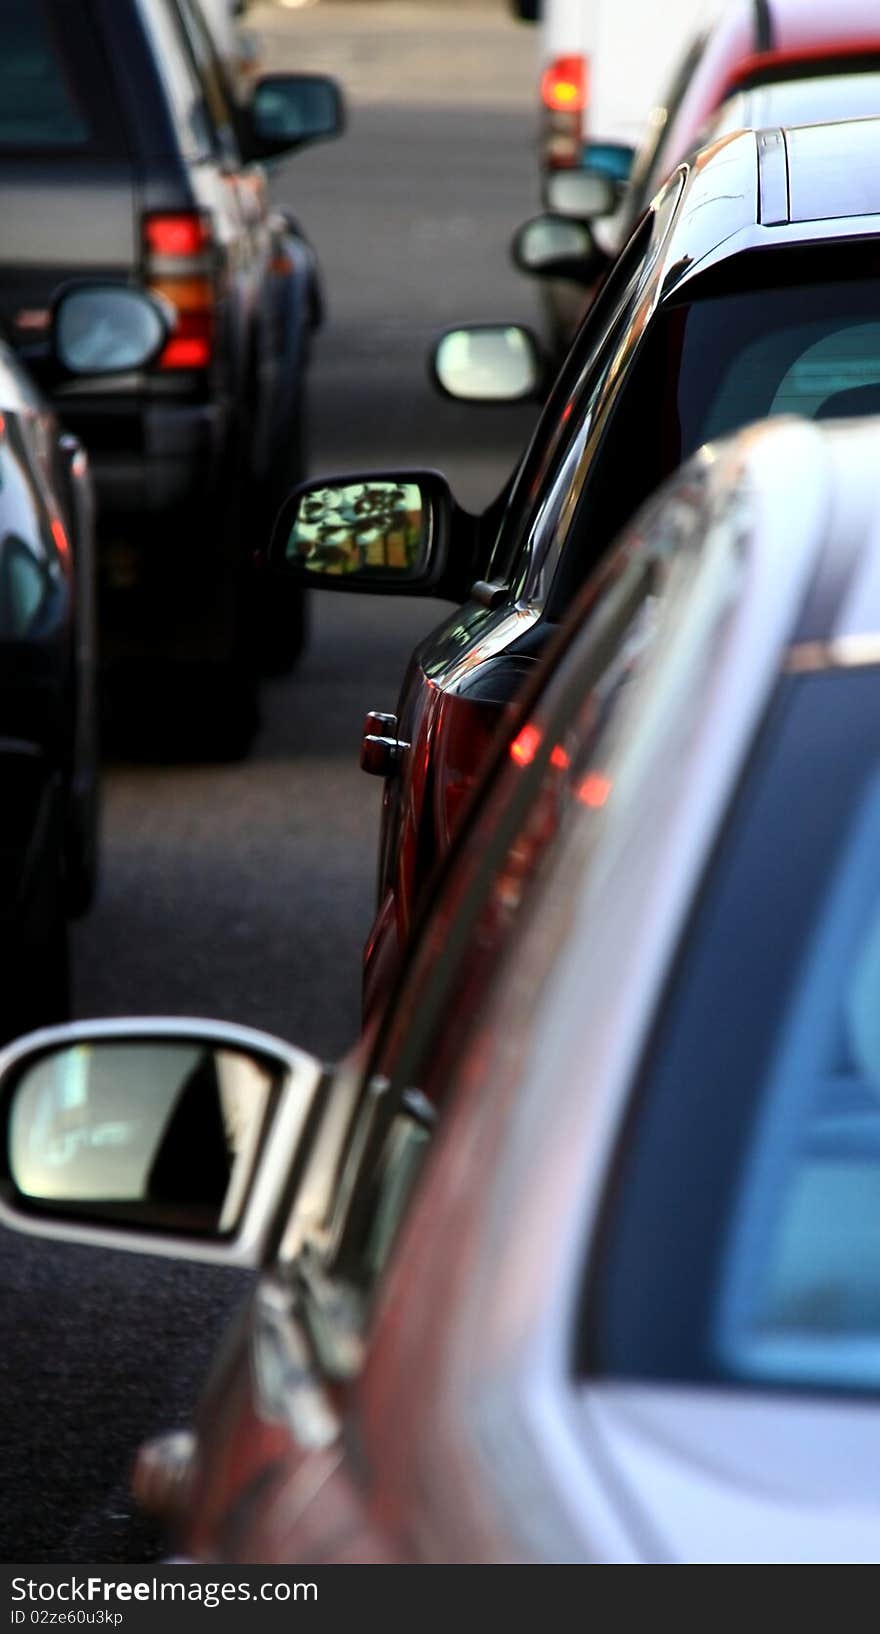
[0,0,122,153]
[548,273,880,617]
[585,666,880,1396]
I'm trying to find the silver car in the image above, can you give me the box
[3,414,880,1561]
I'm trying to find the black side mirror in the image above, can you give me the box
[511,214,610,284]
[270,469,475,600]
[52,285,170,376]
[509,0,541,18]
[248,73,345,159]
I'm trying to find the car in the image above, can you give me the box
[269,114,880,1020]
[508,0,710,175]
[528,0,880,347]
[0,0,344,750]
[0,282,169,1042]
[4,413,880,1561]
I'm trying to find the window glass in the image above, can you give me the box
[0,0,120,152]
[586,666,880,1396]
[548,275,880,619]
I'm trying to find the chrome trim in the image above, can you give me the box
[757,129,788,226]
[0,1016,326,1267]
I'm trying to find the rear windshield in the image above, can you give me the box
[584,667,880,1397]
[549,265,880,617]
[0,0,125,154]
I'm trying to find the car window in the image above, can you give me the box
[585,664,880,1397]
[0,0,125,154]
[136,0,215,161]
[547,269,880,619]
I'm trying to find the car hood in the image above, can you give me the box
[577,1383,880,1563]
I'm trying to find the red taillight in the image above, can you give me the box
[142,211,216,371]
[509,722,543,768]
[143,213,212,259]
[541,54,588,114]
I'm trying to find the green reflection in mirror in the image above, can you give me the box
[286,481,428,579]
[8,1041,281,1236]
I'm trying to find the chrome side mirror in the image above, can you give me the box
[0,1019,325,1265]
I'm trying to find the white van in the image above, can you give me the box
[511,0,717,174]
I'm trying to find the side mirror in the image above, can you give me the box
[53,285,170,376]
[270,469,473,598]
[509,0,541,18]
[545,168,618,220]
[429,323,545,404]
[511,214,610,284]
[0,1019,324,1265]
[248,73,345,159]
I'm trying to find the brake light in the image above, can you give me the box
[142,211,216,371]
[437,696,509,850]
[541,54,588,113]
[143,214,212,258]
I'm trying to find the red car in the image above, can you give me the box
[275,116,880,1021]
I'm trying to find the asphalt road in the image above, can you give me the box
[0,2,542,1564]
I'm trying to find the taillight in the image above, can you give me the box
[142,211,216,371]
[541,53,588,169]
[436,696,509,851]
[541,53,588,113]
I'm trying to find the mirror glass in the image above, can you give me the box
[6,1040,283,1236]
[55,287,167,374]
[283,479,430,581]
[433,325,541,403]
[545,168,618,219]
[251,74,340,146]
[514,216,596,273]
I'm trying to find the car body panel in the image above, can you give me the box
[170,417,880,1563]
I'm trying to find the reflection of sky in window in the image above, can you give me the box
[717,774,880,1388]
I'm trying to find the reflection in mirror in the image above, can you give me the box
[7,1041,283,1236]
[285,480,429,580]
[251,74,341,147]
[545,168,618,219]
[514,215,596,273]
[55,287,167,375]
[433,325,541,403]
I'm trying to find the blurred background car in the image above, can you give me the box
[0,284,168,1043]
[0,0,344,754]
[272,114,880,1020]
[528,0,880,347]
[7,413,880,1562]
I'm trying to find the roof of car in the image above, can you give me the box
[644,116,880,302]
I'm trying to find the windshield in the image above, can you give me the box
[584,665,880,1397]
[548,269,880,618]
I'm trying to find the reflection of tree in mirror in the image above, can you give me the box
[288,481,425,575]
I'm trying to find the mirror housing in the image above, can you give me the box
[429,323,546,404]
[0,1019,325,1265]
[511,214,610,284]
[509,0,540,18]
[52,284,170,376]
[544,141,635,218]
[247,73,345,160]
[270,469,477,600]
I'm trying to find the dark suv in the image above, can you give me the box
[0,0,343,748]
